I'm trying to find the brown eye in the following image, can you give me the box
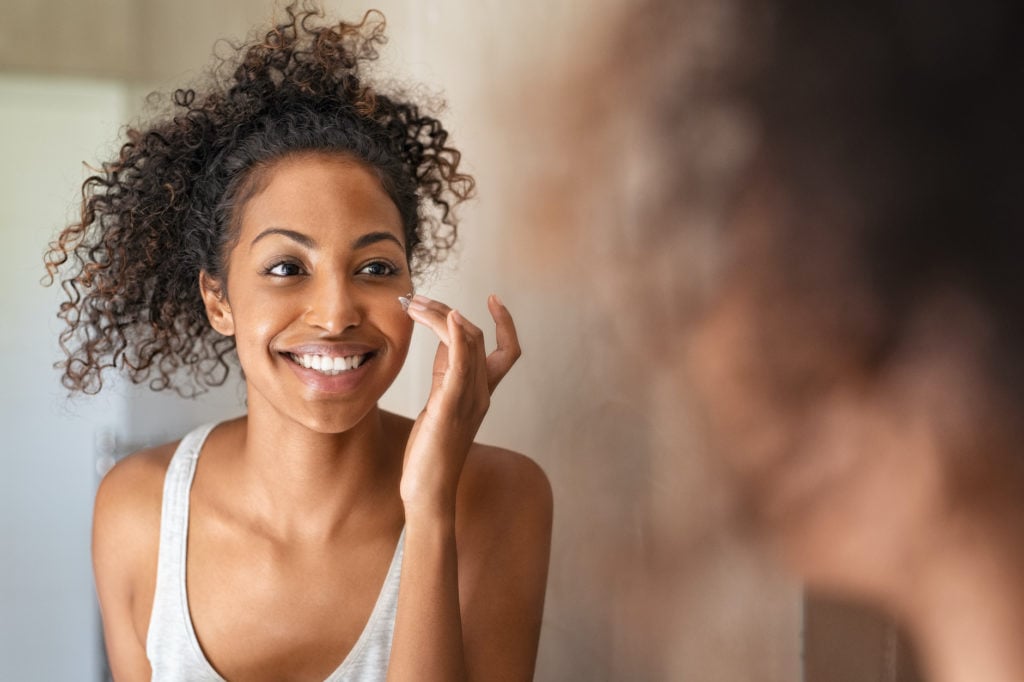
[265,261,305,277]
[357,261,397,277]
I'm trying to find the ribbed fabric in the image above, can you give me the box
[146,422,405,681]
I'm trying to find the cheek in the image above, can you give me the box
[373,270,414,338]
[361,283,415,357]
[383,306,415,356]
[686,291,797,476]
[223,287,286,357]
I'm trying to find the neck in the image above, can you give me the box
[893,501,1024,682]
[229,395,403,542]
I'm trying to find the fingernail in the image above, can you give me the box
[412,294,430,304]
[491,294,504,307]
[451,309,464,324]
[409,300,428,312]
[398,295,412,311]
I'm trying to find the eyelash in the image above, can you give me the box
[357,260,400,277]
[263,260,305,277]
[261,259,401,278]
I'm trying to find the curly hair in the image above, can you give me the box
[43,3,474,397]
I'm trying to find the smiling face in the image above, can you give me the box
[200,152,415,433]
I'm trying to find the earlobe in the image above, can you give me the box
[199,271,235,336]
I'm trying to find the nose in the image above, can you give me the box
[303,275,362,334]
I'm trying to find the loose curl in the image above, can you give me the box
[43,3,475,396]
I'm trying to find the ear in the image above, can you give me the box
[199,270,235,336]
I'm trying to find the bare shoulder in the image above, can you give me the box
[458,442,553,538]
[93,440,179,677]
[95,441,176,528]
[92,440,178,582]
[464,443,551,501]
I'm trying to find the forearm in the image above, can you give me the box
[387,508,468,682]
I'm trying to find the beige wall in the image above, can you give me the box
[2,1,803,679]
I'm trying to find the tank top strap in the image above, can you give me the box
[146,422,224,681]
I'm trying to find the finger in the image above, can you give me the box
[485,294,521,392]
[406,295,454,346]
[429,337,450,393]
[424,314,461,412]
[455,309,491,394]
[450,307,487,358]
[411,294,453,317]
[442,310,474,394]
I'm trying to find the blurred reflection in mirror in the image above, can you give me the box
[517,0,1024,680]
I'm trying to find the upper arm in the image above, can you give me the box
[93,448,169,681]
[457,447,553,682]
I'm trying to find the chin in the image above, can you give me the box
[294,400,380,435]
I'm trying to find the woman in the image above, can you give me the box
[45,6,551,681]
[543,0,1024,680]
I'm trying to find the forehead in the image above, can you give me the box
[237,152,405,245]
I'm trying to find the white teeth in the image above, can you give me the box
[290,353,368,375]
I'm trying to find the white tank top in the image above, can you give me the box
[146,422,405,681]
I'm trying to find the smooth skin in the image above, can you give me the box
[92,152,553,681]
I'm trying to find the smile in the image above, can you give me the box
[287,352,370,375]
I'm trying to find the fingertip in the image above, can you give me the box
[405,303,425,321]
[488,295,512,322]
[489,293,506,308]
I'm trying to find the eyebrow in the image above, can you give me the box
[352,231,405,251]
[250,228,316,250]
[249,228,404,252]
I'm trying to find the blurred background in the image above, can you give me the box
[0,1,915,680]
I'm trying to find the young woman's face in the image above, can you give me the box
[203,152,415,433]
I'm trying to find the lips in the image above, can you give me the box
[277,342,380,393]
[287,352,369,375]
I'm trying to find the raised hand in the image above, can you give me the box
[400,294,521,517]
